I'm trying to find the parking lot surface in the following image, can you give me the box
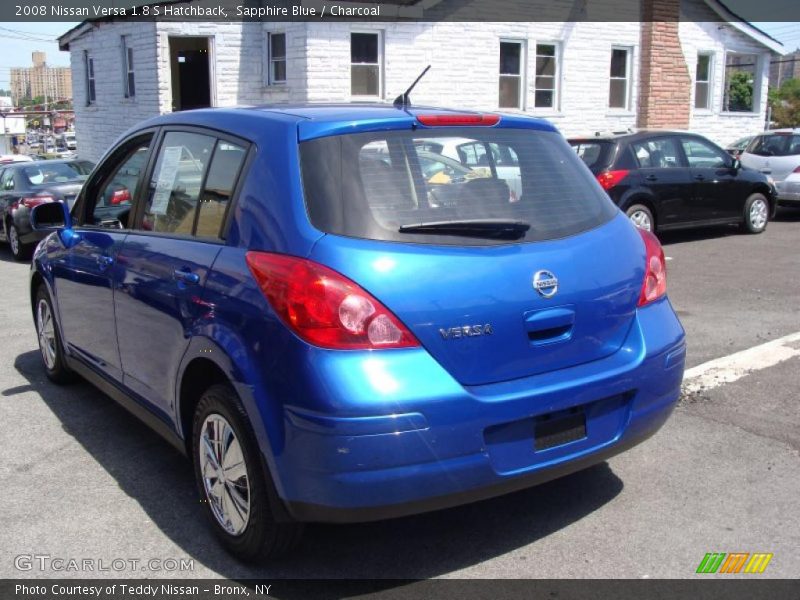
[1,211,798,579]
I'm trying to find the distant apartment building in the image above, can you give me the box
[770,49,800,88]
[10,51,73,105]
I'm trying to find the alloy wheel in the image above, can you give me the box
[199,414,251,536]
[629,210,652,231]
[36,298,57,370]
[9,225,19,256]
[750,198,767,230]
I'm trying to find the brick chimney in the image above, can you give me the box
[637,0,692,129]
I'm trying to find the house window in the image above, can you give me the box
[351,32,381,97]
[122,36,135,98]
[84,51,96,105]
[499,40,524,109]
[269,32,286,84]
[724,52,758,112]
[695,53,712,109]
[609,47,631,109]
[534,43,558,109]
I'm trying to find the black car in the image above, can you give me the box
[569,131,775,234]
[0,159,94,260]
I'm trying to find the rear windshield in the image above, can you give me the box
[22,162,88,185]
[300,129,616,245]
[569,140,614,172]
[746,134,800,157]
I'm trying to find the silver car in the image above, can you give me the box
[740,129,800,205]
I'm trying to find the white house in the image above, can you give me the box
[57,0,784,162]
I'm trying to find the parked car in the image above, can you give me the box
[0,154,33,165]
[0,158,94,260]
[29,106,685,561]
[569,131,776,234]
[725,135,754,158]
[740,129,800,206]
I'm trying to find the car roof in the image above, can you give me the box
[568,129,698,143]
[130,104,559,144]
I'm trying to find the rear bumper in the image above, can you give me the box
[270,299,685,523]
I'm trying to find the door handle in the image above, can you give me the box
[693,174,706,181]
[173,269,200,285]
[644,174,658,182]
[760,168,772,175]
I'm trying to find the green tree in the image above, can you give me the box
[726,70,754,112]
[769,78,800,128]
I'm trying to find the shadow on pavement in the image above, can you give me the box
[12,349,624,579]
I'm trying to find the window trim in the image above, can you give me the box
[694,51,714,111]
[533,41,560,112]
[499,38,526,110]
[267,31,287,86]
[122,36,135,98]
[608,46,632,111]
[722,50,761,115]
[350,30,383,99]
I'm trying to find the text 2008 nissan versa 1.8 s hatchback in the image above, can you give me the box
[29,105,685,561]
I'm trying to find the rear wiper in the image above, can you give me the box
[398,219,530,239]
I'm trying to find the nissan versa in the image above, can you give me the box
[28,105,685,561]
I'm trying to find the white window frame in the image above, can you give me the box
[84,51,96,105]
[694,51,713,111]
[533,41,560,111]
[122,35,135,98]
[267,31,286,85]
[350,30,383,99]
[608,46,632,111]
[722,50,761,115]
[499,38,526,110]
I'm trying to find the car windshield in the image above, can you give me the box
[22,162,89,185]
[300,128,616,245]
[747,134,800,157]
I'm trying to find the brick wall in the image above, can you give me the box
[637,0,692,129]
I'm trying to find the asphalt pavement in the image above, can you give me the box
[0,210,798,580]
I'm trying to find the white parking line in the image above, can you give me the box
[683,331,800,393]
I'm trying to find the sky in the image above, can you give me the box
[0,17,797,90]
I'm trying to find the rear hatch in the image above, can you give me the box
[300,125,643,386]
[568,139,616,175]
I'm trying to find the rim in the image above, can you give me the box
[36,298,56,370]
[199,414,251,536]
[749,198,768,230]
[9,225,19,255]
[629,210,652,232]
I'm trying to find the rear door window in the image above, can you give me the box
[300,128,617,245]
[632,137,683,168]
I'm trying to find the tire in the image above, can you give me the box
[192,384,303,561]
[625,204,655,232]
[34,285,75,384]
[8,223,32,261]
[741,193,769,234]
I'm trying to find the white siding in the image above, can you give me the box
[68,22,159,162]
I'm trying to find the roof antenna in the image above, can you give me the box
[393,65,431,109]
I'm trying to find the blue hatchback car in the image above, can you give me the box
[29,105,685,561]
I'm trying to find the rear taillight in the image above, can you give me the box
[20,195,55,208]
[596,169,630,191]
[793,165,800,174]
[637,228,667,307]
[110,188,131,205]
[245,252,420,350]
[416,114,500,127]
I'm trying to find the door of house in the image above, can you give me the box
[169,36,212,111]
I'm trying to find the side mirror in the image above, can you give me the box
[30,201,80,248]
